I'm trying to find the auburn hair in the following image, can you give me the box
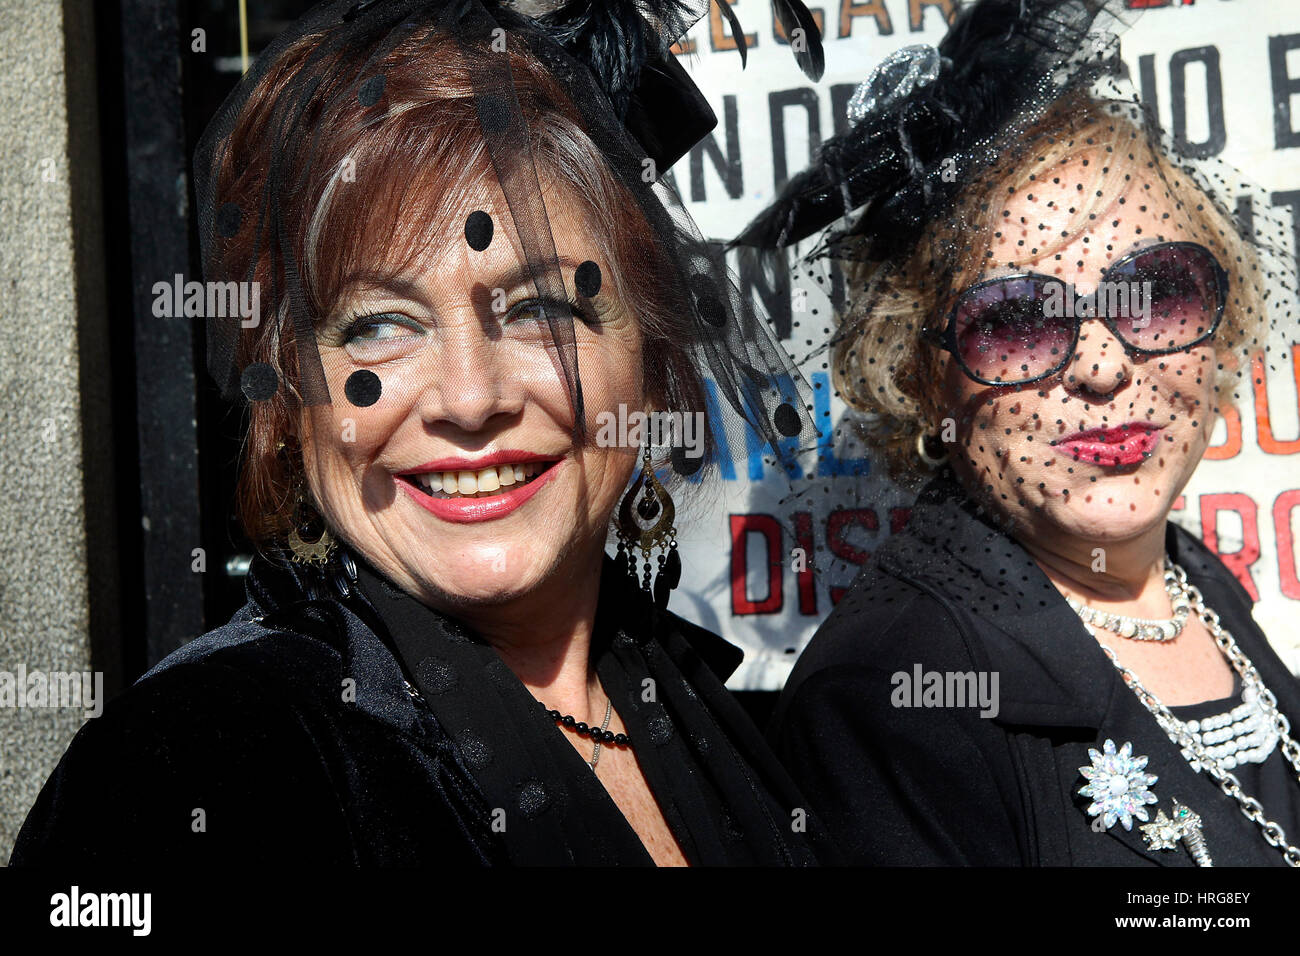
[207,28,707,554]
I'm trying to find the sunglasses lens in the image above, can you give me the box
[1108,244,1222,350]
[952,278,1070,383]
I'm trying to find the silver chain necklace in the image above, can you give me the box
[589,698,613,771]
[1081,561,1300,866]
[540,696,626,772]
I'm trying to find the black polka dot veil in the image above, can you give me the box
[730,0,1298,601]
[193,0,825,481]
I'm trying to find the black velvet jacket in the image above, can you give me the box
[771,471,1300,866]
[13,551,825,866]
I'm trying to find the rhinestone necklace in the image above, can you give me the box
[1075,560,1300,866]
[1065,560,1190,642]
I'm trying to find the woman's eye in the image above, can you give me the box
[504,298,590,326]
[343,313,421,343]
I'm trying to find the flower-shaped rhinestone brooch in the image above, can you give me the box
[1079,739,1159,831]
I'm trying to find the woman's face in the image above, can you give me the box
[298,178,644,610]
[936,163,1221,546]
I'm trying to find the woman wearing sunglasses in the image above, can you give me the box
[735,0,1300,866]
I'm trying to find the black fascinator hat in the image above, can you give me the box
[724,0,1298,628]
[732,0,1295,465]
[732,0,1128,259]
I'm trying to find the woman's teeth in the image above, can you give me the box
[408,463,542,498]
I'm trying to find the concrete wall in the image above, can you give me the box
[0,0,118,862]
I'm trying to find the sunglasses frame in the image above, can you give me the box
[921,240,1230,387]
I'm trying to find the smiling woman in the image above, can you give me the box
[737,0,1300,867]
[227,25,711,570]
[10,0,829,868]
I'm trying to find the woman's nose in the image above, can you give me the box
[1062,316,1134,401]
[413,324,527,432]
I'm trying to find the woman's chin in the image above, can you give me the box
[1031,486,1174,544]
[410,553,559,608]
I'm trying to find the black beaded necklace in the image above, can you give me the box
[540,698,632,770]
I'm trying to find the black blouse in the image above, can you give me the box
[771,470,1300,866]
[348,554,824,865]
[11,547,826,867]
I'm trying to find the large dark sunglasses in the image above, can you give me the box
[921,241,1229,386]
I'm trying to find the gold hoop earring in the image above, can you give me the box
[614,445,680,609]
[287,483,336,566]
[916,430,949,468]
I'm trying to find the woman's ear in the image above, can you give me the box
[907,347,945,423]
[1216,342,1242,375]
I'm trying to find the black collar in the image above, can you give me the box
[276,549,810,866]
[244,547,745,685]
[875,473,1300,864]
[876,470,1274,731]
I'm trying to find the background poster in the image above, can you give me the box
[659,0,1300,688]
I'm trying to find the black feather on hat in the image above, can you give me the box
[730,0,1127,261]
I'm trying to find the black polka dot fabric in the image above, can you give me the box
[730,0,1295,596]
[670,445,704,477]
[514,779,550,819]
[357,74,385,107]
[415,657,458,695]
[344,549,827,866]
[574,260,601,298]
[344,369,382,407]
[192,0,820,489]
[240,362,277,401]
[464,210,493,251]
[773,402,802,438]
[456,730,494,770]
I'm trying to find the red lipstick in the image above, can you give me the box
[1051,423,1164,467]
[395,458,562,523]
